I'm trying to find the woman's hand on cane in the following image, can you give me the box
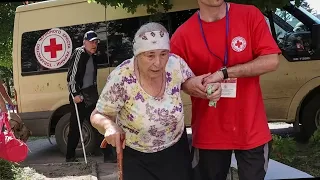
[100,122,125,180]
[100,122,126,152]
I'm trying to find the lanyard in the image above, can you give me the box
[197,2,229,66]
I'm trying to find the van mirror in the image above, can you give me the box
[311,24,320,50]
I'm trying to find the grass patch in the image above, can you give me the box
[270,130,320,177]
[0,159,44,180]
[0,159,24,180]
[230,131,320,179]
[27,136,47,142]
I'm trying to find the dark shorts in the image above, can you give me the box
[123,129,193,180]
[191,141,272,180]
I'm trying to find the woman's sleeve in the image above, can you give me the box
[96,70,127,117]
[178,55,195,83]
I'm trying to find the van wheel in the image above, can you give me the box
[298,94,320,142]
[55,112,97,156]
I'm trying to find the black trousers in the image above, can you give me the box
[191,141,272,180]
[123,128,193,180]
[66,95,107,159]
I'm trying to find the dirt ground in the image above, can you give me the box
[15,137,103,180]
[20,124,293,180]
[20,162,94,180]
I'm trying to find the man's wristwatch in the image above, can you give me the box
[220,66,228,80]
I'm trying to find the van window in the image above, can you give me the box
[169,9,197,32]
[20,9,198,75]
[21,21,109,76]
[107,17,140,67]
[272,8,315,61]
[107,9,197,67]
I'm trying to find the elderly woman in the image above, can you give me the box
[90,22,221,180]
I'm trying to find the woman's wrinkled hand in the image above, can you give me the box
[101,122,126,153]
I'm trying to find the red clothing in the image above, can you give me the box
[170,3,281,150]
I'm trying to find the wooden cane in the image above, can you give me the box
[100,138,123,180]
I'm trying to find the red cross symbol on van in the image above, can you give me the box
[44,38,63,58]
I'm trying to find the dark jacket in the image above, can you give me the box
[67,46,98,96]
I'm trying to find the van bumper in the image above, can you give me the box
[19,111,53,136]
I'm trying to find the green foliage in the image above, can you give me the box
[0,159,23,180]
[89,0,304,15]
[310,129,320,145]
[89,0,173,14]
[270,134,296,164]
[0,1,45,80]
[0,2,21,81]
[270,134,320,177]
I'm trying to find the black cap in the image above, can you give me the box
[83,30,100,41]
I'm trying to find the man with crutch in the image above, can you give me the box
[66,30,115,163]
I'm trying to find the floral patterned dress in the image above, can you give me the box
[96,53,195,153]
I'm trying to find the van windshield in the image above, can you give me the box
[290,0,320,24]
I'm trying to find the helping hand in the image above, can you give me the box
[202,71,224,87]
[183,73,211,99]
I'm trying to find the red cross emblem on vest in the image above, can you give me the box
[231,36,247,52]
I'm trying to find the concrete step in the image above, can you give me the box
[96,163,117,180]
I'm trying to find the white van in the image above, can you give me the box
[12,0,320,155]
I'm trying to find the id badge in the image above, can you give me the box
[221,78,237,98]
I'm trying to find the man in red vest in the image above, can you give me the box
[171,0,281,179]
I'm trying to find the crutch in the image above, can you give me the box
[72,94,87,164]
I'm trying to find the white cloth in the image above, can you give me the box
[133,31,170,56]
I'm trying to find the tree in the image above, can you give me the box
[0,2,46,97]
[0,3,21,74]
[88,0,303,15]
[0,2,22,96]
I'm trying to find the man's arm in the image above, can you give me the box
[228,5,281,78]
[204,6,281,84]
[67,48,84,96]
[227,54,279,78]
[204,54,279,85]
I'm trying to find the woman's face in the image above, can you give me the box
[137,49,169,79]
